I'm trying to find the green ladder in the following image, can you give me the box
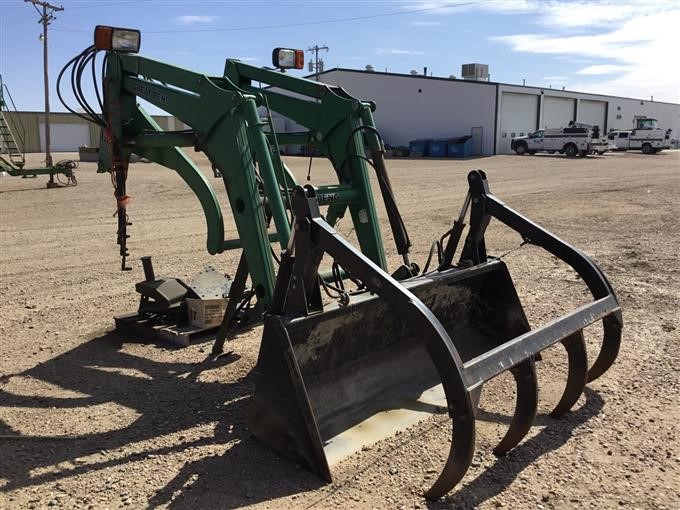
[0,75,26,169]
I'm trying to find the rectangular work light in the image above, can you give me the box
[94,25,141,53]
[272,48,304,70]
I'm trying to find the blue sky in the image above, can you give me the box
[1,0,678,114]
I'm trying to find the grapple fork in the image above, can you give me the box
[248,172,622,499]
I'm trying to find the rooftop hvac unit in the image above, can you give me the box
[365,64,375,72]
[410,70,418,75]
[461,63,489,81]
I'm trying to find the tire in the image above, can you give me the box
[564,144,578,157]
[641,143,653,154]
[514,143,527,155]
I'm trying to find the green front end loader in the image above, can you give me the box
[57,26,622,499]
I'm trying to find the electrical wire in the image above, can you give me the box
[52,3,480,34]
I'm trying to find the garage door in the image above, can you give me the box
[542,96,575,129]
[579,100,607,131]
[39,123,90,152]
[498,92,539,154]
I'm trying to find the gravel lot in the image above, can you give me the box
[1,150,678,509]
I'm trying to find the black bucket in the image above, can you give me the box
[248,259,529,480]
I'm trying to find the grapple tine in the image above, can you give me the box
[587,312,623,383]
[424,406,476,501]
[551,331,588,418]
[493,358,538,456]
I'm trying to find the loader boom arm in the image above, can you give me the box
[98,51,410,310]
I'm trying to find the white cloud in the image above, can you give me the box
[175,15,218,25]
[405,0,676,28]
[376,48,427,56]
[410,20,443,26]
[405,1,680,101]
[490,7,680,102]
[575,64,629,75]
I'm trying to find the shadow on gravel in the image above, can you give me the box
[0,332,607,509]
[0,331,322,508]
[427,387,605,510]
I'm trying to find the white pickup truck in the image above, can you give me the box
[608,118,671,154]
[511,122,608,157]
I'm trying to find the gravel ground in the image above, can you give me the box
[0,150,678,509]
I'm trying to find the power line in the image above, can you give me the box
[1,13,36,24]
[65,0,138,11]
[52,2,479,33]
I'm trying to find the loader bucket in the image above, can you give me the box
[249,260,530,474]
[247,180,622,499]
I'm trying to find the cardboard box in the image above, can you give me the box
[186,298,227,329]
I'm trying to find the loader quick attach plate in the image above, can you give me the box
[249,260,529,482]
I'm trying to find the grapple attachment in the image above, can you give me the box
[248,172,622,499]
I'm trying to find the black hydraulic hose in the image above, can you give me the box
[57,48,99,124]
[74,49,103,124]
[57,45,106,127]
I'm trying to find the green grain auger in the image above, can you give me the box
[60,26,622,499]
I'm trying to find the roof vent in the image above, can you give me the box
[410,69,418,75]
[461,63,489,81]
[365,64,375,72]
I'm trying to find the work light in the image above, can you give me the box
[272,48,304,70]
[94,25,141,53]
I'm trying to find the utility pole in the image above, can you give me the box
[25,0,63,169]
[306,45,329,81]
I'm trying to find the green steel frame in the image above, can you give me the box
[1,75,76,184]
[99,52,394,322]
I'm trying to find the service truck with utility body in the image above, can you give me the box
[511,122,608,157]
[609,118,671,154]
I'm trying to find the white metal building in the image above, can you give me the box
[314,68,680,155]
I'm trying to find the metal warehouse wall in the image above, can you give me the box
[3,112,185,153]
[319,70,497,156]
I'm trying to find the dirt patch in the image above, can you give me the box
[1,150,679,509]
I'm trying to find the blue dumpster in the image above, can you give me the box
[408,139,429,157]
[427,139,448,157]
[447,136,473,157]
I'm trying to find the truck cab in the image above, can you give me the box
[607,130,631,150]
